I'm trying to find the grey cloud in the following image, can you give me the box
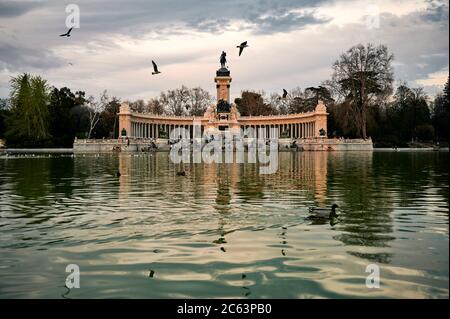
[251,10,330,34]
[0,43,64,72]
[31,0,333,35]
[186,18,232,34]
[0,0,447,98]
[0,1,40,17]
[421,0,449,23]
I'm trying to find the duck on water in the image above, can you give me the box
[308,204,339,219]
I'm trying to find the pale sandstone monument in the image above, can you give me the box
[118,53,328,141]
[74,54,372,152]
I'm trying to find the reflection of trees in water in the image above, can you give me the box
[214,164,232,213]
[10,158,50,199]
[236,164,265,203]
[327,152,395,264]
[326,152,448,264]
[234,152,328,204]
[5,158,52,224]
[6,157,74,223]
[373,152,449,208]
[117,151,448,266]
[347,251,392,264]
[433,153,449,212]
[49,156,74,198]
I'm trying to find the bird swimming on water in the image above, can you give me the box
[176,171,186,176]
[308,204,339,219]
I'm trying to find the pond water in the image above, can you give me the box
[0,151,448,298]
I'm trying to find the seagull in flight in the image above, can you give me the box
[282,89,288,99]
[237,41,248,56]
[152,60,161,75]
[60,27,73,37]
[67,62,73,66]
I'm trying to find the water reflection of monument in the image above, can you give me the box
[118,152,329,207]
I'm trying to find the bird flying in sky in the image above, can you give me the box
[237,41,249,56]
[152,60,161,75]
[282,89,288,99]
[60,27,73,37]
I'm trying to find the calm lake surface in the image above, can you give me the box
[0,151,448,299]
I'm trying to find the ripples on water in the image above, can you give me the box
[0,152,448,298]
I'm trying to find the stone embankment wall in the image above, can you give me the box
[74,137,373,152]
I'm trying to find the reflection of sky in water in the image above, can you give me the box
[0,152,448,298]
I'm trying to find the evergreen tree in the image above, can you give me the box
[432,76,449,142]
[6,74,50,146]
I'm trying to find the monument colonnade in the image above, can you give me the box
[119,103,328,140]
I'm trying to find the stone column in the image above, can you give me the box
[118,103,132,138]
[214,73,232,103]
[314,101,328,137]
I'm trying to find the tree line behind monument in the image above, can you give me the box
[0,43,448,148]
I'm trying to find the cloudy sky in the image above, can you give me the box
[0,0,448,101]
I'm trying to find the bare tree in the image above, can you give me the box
[159,85,210,116]
[87,90,108,139]
[268,92,289,114]
[329,43,394,138]
[128,99,145,113]
[147,98,165,115]
[187,87,212,116]
[160,86,189,116]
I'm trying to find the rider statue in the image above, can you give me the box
[220,51,227,69]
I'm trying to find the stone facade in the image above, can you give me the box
[118,67,329,140]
